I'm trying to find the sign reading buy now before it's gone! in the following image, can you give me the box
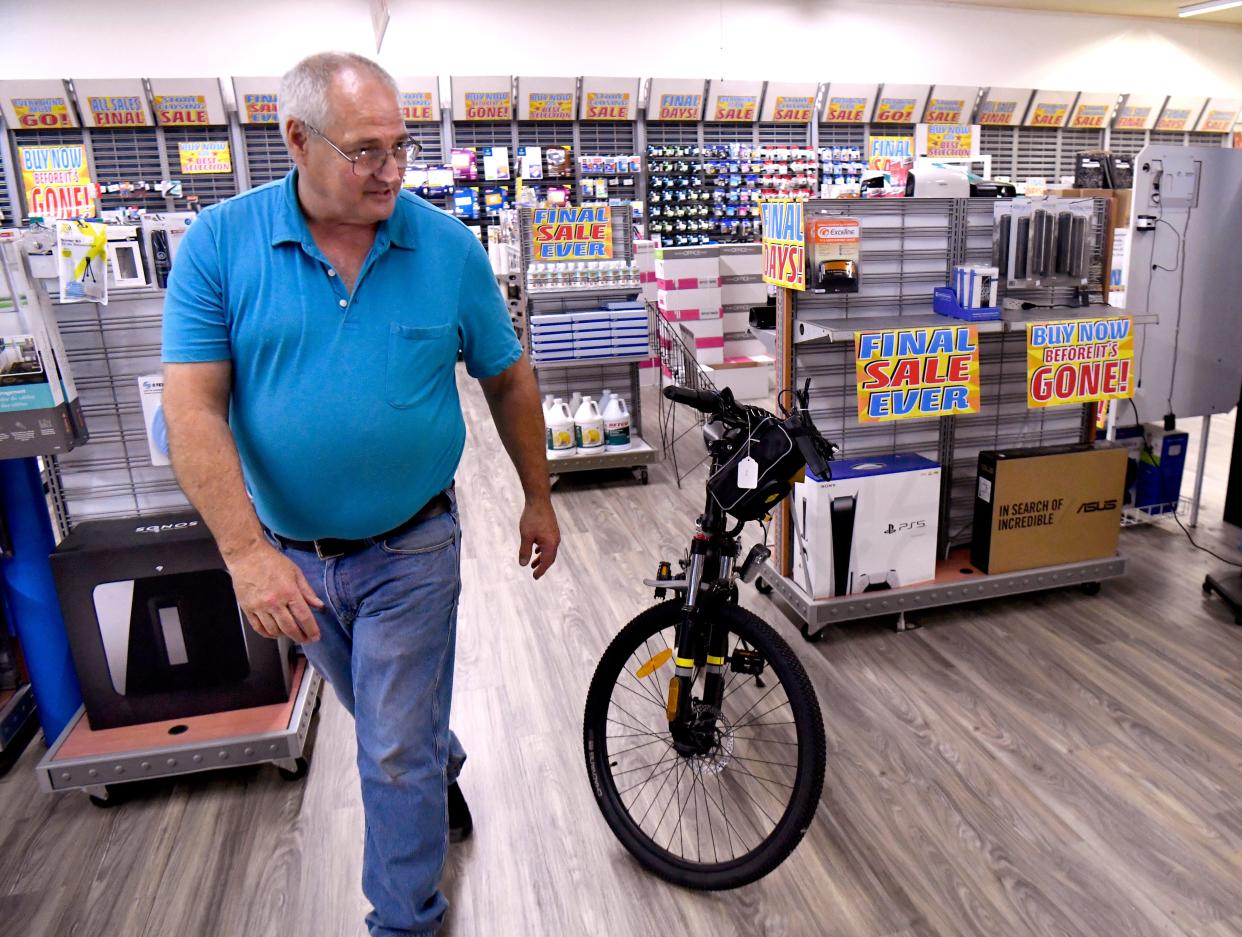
[855,326,980,422]
[1027,316,1134,408]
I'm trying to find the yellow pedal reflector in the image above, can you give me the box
[636,648,673,679]
[666,677,680,721]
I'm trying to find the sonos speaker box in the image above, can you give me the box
[50,511,293,730]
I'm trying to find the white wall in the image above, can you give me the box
[3,0,1242,98]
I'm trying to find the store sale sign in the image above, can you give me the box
[528,93,573,120]
[925,98,968,124]
[868,136,913,171]
[1070,104,1110,129]
[713,95,758,121]
[658,94,702,120]
[924,125,973,158]
[153,94,210,125]
[19,145,95,219]
[855,326,980,422]
[760,199,805,291]
[178,141,232,174]
[1029,102,1069,127]
[1155,108,1192,131]
[874,98,918,123]
[532,205,612,261]
[584,91,630,119]
[1199,107,1236,133]
[400,91,435,121]
[1114,104,1152,129]
[978,100,1019,125]
[1027,317,1134,409]
[244,93,279,123]
[87,96,149,126]
[12,97,72,128]
[772,95,815,122]
[824,96,868,123]
[464,91,512,120]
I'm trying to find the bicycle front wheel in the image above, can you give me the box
[583,600,826,889]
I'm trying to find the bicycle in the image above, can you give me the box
[583,381,836,889]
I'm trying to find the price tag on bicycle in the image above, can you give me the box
[737,456,758,489]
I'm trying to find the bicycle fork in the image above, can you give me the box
[666,540,730,754]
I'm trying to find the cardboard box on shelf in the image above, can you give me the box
[703,355,773,400]
[718,243,764,278]
[721,277,768,308]
[791,454,941,598]
[970,444,1127,574]
[677,318,724,365]
[654,245,721,288]
[658,285,723,320]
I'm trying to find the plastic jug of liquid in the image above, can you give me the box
[542,394,556,420]
[546,401,576,459]
[574,397,605,451]
[598,388,615,415]
[602,395,632,452]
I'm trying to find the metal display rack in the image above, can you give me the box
[517,206,657,484]
[36,660,321,804]
[757,197,1145,638]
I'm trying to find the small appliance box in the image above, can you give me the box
[657,286,723,320]
[721,276,768,308]
[50,511,293,730]
[970,444,1127,574]
[718,243,763,278]
[654,246,720,290]
[792,454,941,598]
[677,319,724,365]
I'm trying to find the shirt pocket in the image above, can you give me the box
[386,322,457,409]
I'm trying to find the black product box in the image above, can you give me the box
[50,511,293,730]
[1108,154,1134,189]
[1073,151,1112,189]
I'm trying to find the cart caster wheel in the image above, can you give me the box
[278,758,309,782]
[754,577,774,596]
[1081,581,1101,596]
[800,623,823,643]
[88,786,122,808]
[640,468,650,485]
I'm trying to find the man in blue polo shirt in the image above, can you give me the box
[161,52,559,937]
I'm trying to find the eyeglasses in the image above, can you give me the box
[305,124,422,175]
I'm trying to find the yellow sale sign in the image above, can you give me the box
[855,326,980,422]
[1027,317,1134,408]
[760,200,805,291]
[19,145,95,219]
[178,141,232,174]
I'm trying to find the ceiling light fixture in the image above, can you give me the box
[1178,0,1242,16]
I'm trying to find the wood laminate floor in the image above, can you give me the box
[1,372,1240,937]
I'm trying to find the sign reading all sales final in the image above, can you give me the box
[89,96,149,126]
[532,206,613,260]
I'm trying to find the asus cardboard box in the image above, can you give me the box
[792,454,941,598]
[51,511,293,729]
[970,444,1127,574]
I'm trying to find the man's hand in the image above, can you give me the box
[518,497,560,580]
[227,544,325,642]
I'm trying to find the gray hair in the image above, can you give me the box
[277,52,398,143]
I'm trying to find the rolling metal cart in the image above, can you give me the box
[518,206,658,485]
[756,197,1152,639]
[35,659,321,806]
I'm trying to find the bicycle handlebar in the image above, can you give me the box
[662,385,723,414]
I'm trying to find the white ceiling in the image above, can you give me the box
[938,0,1242,25]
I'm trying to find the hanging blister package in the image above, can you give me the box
[994,198,1093,291]
[56,220,109,305]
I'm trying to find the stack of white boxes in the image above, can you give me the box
[529,308,650,365]
[710,244,773,399]
[634,240,660,385]
[655,245,723,366]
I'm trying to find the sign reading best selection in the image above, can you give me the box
[19,145,95,219]
[855,326,980,422]
[1027,317,1134,407]
[532,206,612,261]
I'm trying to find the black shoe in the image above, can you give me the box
[448,781,473,843]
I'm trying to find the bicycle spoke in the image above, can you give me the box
[732,698,793,731]
[730,681,783,728]
[632,758,680,823]
[726,757,793,812]
[609,736,671,759]
[729,753,798,771]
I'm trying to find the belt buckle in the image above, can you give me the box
[314,539,344,560]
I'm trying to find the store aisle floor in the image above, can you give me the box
[1,369,1240,937]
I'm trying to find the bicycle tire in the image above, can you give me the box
[583,600,826,889]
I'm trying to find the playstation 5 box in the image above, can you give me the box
[791,454,940,598]
[51,511,293,729]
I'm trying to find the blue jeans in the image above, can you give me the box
[269,490,466,937]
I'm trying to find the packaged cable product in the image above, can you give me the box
[995,198,1093,290]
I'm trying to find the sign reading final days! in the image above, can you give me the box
[855,326,980,422]
[648,78,706,121]
[1155,95,1205,132]
[532,206,613,261]
[1027,317,1134,409]
[760,199,805,291]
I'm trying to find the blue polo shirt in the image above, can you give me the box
[161,170,522,540]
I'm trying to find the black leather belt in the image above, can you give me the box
[267,490,452,560]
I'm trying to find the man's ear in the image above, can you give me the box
[285,120,310,163]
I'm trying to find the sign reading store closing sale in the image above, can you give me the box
[855,326,980,422]
[1027,317,1134,408]
[532,206,613,261]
